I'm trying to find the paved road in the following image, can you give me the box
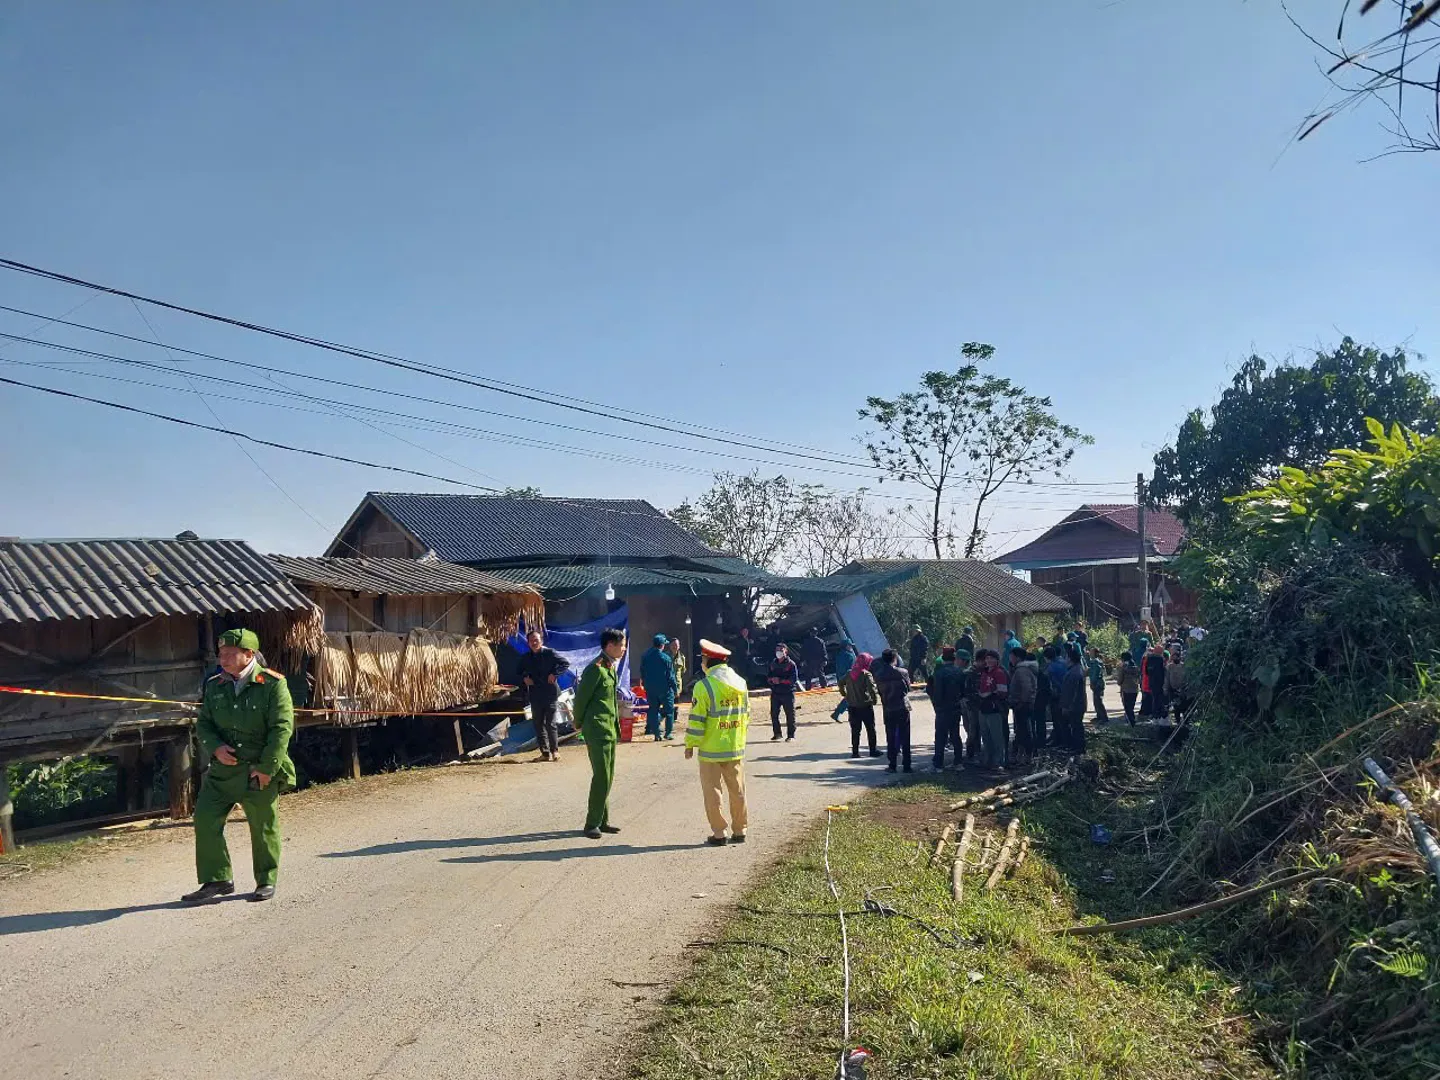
[0,695,896,1080]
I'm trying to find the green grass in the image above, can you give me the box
[630,752,1271,1080]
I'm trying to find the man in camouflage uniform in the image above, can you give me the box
[182,628,295,903]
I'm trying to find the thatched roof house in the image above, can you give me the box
[269,555,544,720]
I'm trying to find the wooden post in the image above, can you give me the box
[0,759,14,855]
[344,728,362,781]
[452,718,466,758]
[168,736,195,819]
[117,745,141,812]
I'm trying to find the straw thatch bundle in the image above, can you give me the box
[350,632,407,714]
[251,602,326,666]
[312,632,357,705]
[309,629,498,718]
[476,590,546,639]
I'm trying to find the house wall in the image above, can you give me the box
[1030,565,1197,626]
[338,506,425,559]
[314,590,475,636]
[0,613,206,758]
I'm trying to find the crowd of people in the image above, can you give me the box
[833,620,1203,776]
[179,618,1205,903]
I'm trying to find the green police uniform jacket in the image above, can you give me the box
[573,657,619,741]
[196,665,297,789]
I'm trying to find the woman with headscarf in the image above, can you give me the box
[840,652,880,758]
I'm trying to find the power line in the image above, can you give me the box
[0,375,503,492]
[0,258,885,471]
[0,303,1140,492]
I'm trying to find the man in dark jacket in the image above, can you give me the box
[730,626,755,686]
[872,649,912,773]
[1008,647,1040,761]
[959,652,982,762]
[518,630,571,762]
[801,629,829,691]
[955,626,976,659]
[767,643,800,742]
[1044,645,1068,748]
[926,646,965,770]
[908,627,930,681]
[1058,645,1088,753]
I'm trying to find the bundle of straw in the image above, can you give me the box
[312,632,357,706]
[350,632,407,714]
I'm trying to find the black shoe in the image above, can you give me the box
[903,765,913,773]
[786,736,795,742]
[249,885,276,903]
[705,835,728,846]
[731,833,747,844]
[771,735,783,741]
[539,752,551,761]
[850,751,861,758]
[583,827,602,839]
[869,750,882,758]
[885,764,897,773]
[599,824,621,834]
[182,881,234,903]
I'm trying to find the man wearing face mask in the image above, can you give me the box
[766,642,800,742]
[182,628,295,904]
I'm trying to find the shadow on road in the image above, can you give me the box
[443,842,704,865]
[0,895,247,936]
[319,830,581,859]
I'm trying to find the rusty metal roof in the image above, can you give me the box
[0,538,314,625]
[269,554,542,598]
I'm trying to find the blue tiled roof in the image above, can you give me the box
[357,493,721,565]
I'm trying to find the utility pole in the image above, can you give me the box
[1136,473,1150,626]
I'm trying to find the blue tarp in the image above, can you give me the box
[508,604,631,694]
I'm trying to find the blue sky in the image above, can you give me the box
[1,1,1434,559]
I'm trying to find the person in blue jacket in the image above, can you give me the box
[640,633,679,741]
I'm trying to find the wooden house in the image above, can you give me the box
[0,537,323,842]
[992,504,1196,626]
[267,555,544,765]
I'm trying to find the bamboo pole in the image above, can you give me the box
[985,773,1071,813]
[977,832,996,876]
[1015,836,1030,869]
[929,822,956,868]
[948,770,1058,811]
[1363,758,1440,889]
[952,814,975,902]
[1053,866,1344,937]
[985,819,1022,890]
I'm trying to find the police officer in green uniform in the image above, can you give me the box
[182,628,295,903]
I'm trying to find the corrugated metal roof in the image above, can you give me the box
[484,563,753,596]
[837,560,1070,615]
[993,504,1187,567]
[0,539,314,625]
[339,493,720,564]
[268,555,542,598]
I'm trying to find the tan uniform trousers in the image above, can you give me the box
[698,758,748,837]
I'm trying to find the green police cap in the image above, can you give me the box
[218,628,261,651]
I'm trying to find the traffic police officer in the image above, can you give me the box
[182,628,295,903]
[684,639,751,846]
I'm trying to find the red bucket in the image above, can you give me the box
[618,714,635,742]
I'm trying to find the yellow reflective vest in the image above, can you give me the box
[684,663,750,762]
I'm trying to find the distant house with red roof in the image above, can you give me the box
[991,504,1195,626]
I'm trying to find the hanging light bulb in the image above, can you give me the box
[715,611,724,625]
[684,613,692,625]
[604,583,616,602]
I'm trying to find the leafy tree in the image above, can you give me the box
[795,491,910,577]
[869,575,973,654]
[1150,339,1439,526]
[859,344,1092,558]
[499,486,543,498]
[669,471,819,576]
